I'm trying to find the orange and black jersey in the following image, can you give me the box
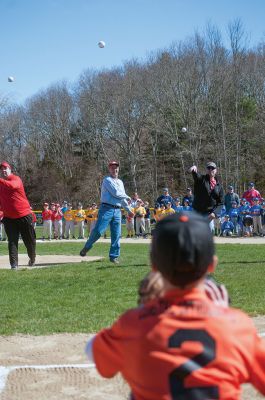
[93,288,265,400]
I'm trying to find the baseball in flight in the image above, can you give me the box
[8,76,14,82]
[98,41,105,48]
[181,127,187,133]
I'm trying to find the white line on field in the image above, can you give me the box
[0,367,10,393]
[0,363,95,394]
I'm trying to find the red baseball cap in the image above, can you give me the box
[0,161,11,169]
[108,160,119,167]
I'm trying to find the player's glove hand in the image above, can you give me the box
[138,271,165,305]
[204,276,230,307]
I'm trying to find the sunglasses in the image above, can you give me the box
[207,166,216,170]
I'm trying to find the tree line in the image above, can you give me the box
[1,20,265,207]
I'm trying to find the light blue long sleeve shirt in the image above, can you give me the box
[101,176,131,211]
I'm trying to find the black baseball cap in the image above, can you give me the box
[151,212,214,287]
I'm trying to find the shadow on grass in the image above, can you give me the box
[96,263,148,270]
[17,261,100,270]
[220,260,265,264]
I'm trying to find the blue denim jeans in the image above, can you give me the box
[84,204,121,260]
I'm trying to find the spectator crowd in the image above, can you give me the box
[16,181,265,241]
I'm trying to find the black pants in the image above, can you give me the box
[3,214,36,267]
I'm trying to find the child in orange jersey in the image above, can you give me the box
[86,212,265,400]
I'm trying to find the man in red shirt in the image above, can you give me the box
[0,161,36,269]
[242,182,262,206]
[86,212,265,399]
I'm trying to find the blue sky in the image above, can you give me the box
[0,0,264,104]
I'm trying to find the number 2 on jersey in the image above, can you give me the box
[169,329,219,399]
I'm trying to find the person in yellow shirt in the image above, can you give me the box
[158,203,166,220]
[64,203,75,239]
[163,201,175,216]
[86,203,98,236]
[74,203,86,239]
[134,199,146,237]
[154,203,161,223]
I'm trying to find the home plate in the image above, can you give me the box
[0,254,103,269]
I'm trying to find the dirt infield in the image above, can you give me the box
[0,317,264,399]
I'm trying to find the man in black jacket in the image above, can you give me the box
[189,162,224,224]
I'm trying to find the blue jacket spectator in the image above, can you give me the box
[250,201,263,217]
[228,202,240,219]
[172,197,183,213]
[181,188,194,206]
[221,216,235,236]
[156,188,173,206]
[250,198,263,236]
[228,201,240,235]
[220,205,227,219]
[238,199,250,216]
[182,199,193,212]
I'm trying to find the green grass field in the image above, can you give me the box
[0,241,264,335]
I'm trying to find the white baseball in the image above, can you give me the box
[8,76,14,82]
[181,127,187,133]
[98,41,105,48]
